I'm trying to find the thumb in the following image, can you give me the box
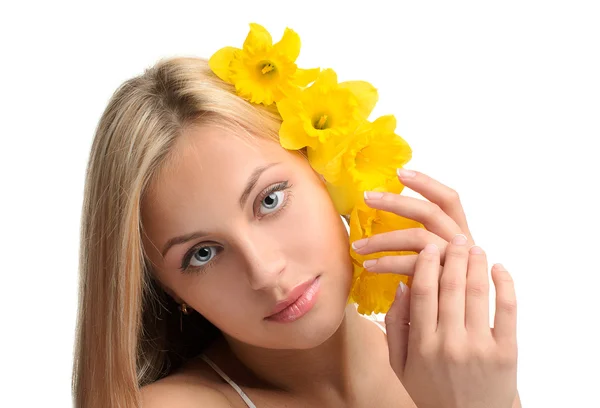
[385,281,411,379]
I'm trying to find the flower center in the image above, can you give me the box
[259,62,277,76]
[313,114,330,130]
[355,146,374,171]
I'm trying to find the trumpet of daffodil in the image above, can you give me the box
[277,69,378,150]
[348,204,424,315]
[209,23,319,105]
[309,115,413,215]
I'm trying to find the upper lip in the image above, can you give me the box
[265,277,317,318]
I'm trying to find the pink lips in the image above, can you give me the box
[265,276,321,323]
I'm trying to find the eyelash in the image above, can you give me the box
[179,180,293,273]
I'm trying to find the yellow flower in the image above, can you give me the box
[209,23,319,105]
[309,115,412,215]
[350,265,410,315]
[277,69,378,150]
[348,205,424,315]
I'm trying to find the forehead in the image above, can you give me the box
[142,125,291,237]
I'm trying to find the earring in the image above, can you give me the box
[179,303,191,332]
[179,303,191,315]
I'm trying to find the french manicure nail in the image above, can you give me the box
[397,281,407,295]
[451,234,468,246]
[397,168,416,179]
[469,245,483,254]
[352,238,368,250]
[364,191,384,200]
[363,259,377,268]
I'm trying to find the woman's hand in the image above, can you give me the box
[352,169,476,275]
[389,238,518,408]
[352,169,519,408]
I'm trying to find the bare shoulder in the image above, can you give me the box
[140,373,233,408]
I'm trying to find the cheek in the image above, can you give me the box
[286,186,350,263]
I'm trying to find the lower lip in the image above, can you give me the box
[266,276,321,323]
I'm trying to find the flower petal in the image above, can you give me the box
[293,68,320,87]
[313,68,339,91]
[273,27,301,61]
[325,177,359,215]
[339,81,378,118]
[371,114,397,132]
[275,97,297,121]
[243,23,273,53]
[209,46,238,82]
[279,119,313,150]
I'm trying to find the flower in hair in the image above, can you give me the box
[210,23,419,316]
[347,205,423,314]
[209,23,319,105]
[309,115,413,214]
[277,68,378,150]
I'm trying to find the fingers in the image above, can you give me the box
[465,245,490,331]
[396,169,474,243]
[437,234,469,332]
[363,193,468,245]
[354,228,448,265]
[409,243,440,337]
[491,264,517,344]
[362,253,444,278]
[385,281,411,378]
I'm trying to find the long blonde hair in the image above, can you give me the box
[72,57,284,407]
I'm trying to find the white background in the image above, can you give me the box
[1,1,599,406]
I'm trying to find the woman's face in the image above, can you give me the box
[142,124,353,349]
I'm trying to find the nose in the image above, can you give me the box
[236,231,287,291]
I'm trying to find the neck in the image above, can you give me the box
[218,304,384,401]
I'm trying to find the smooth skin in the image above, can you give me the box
[354,169,521,408]
[142,143,520,408]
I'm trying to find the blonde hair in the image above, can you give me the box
[72,57,285,407]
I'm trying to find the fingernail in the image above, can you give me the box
[352,238,368,250]
[363,259,377,268]
[423,243,439,254]
[397,281,407,295]
[397,168,416,179]
[451,234,468,246]
[469,245,484,255]
[364,191,384,200]
[493,263,505,270]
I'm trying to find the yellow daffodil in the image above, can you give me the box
[350,265,410,315]
[277,69,378,150]
[347,204,423,315]
[309,116,412,214]
[209,23,319,105]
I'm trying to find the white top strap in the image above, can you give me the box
[199,316,384,408]
[199,354,257,408]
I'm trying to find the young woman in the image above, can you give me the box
[72,56,520,407]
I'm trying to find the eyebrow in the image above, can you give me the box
[160,162,280,258]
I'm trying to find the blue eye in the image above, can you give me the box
[260,190,285,214]
[188,246,218,268]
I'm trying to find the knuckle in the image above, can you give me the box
[444,188,461,205]
[495,348,518,369]
[416,341,436,360]
[466,281,489,298]
[497,298,518,314]
[441,341,467,364]
[445,245,468,259]
[425,203,444,219]
[412,227,430,242]
[410,282,436,297]
[439,277,464,293]
[471,340,493,361]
